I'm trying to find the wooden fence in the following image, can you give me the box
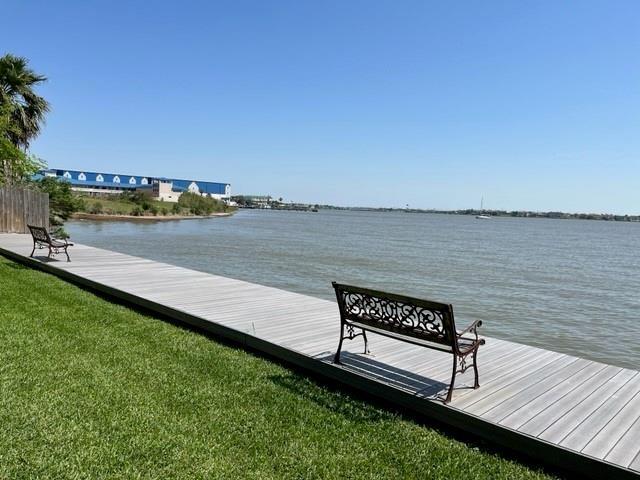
[0,186,49,233]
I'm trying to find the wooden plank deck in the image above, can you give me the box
[1,233,638,479]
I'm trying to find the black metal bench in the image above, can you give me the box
[27,225,74,262]
[332,282,485,403]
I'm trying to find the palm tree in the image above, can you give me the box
[0,54,50,149]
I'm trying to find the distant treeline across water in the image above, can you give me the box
[318,206,640,222]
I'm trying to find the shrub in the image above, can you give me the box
[171,203,181,214]
[35,177,83,225]
[161,207,168,216]
[89,201,103,214]
[177,192,225,215]
[150,205,159,216]
[51,226,69,239]
[119,191,152,205]
[75,196,87,211]
[130,206,143,216]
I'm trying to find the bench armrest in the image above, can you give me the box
[457,319,482,338]
[52,235,71,243]
[51,238,73,247]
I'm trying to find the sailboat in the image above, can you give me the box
[476,197,491,219]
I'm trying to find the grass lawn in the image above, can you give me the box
[0,256,554,479]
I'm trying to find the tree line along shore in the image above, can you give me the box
[233,198,639,222]
[317,206,640,222]
[75,190,235,219]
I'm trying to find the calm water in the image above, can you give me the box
[67,210,640,370]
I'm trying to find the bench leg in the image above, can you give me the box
[30,241,36,258]
[64,246,70,262]
[47,246,53,259]
[362,330,370,355]
[446,354,457,404]
[335,324,370,363]
[473,347,480,389]
[334,324,345,364]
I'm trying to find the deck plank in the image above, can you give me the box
[452,350,562,409]
[604,416,640,468]
[479,357,593,422]
[582,391,640,460]
[537,368,635,443]
[498,361,607,430]
[559,371,640,452]
[464,355,578,416]
[518,365,622,438]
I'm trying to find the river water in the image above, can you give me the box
[67,210,640,370]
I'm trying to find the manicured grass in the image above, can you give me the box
[0,256,554,479]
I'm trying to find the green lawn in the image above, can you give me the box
[0,256,554,479]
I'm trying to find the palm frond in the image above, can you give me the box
[0,53,50,148]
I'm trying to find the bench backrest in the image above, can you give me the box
[28,225,52,244]
[332,282,457,349]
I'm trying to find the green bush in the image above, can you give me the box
[161,207,168,216]
[35,177,82,226]
[177,192,225,215]
[171,203,181,214]
[150,205,159,216]
[130,206,143,216]
[75,196,87,211]
[89,202,103,214]
[118,191,151,205]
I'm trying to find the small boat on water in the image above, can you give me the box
[476,197,491,219]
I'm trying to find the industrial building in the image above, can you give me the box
[39,169,231,203]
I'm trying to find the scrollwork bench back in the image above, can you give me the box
[332,282,485,403]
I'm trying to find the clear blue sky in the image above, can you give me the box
[3,1,639,213]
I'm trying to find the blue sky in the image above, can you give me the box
[3,1,639,213]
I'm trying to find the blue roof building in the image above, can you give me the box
[40,169,231,202]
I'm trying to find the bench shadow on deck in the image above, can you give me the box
[316,351,450,400]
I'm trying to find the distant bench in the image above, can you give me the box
[28,225,74,262]
[332,282,485,403]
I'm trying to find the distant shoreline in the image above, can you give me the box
[240,206,640,222]
[72,212,234,222]
[310,207,640,222]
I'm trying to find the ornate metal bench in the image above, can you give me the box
[332,282,485,403]
[27,225,74,262]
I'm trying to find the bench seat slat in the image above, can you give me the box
[347,320,455,353]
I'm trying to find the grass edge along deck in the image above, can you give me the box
[0,234,638,480]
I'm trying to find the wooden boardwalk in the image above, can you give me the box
[1,233,638,479]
